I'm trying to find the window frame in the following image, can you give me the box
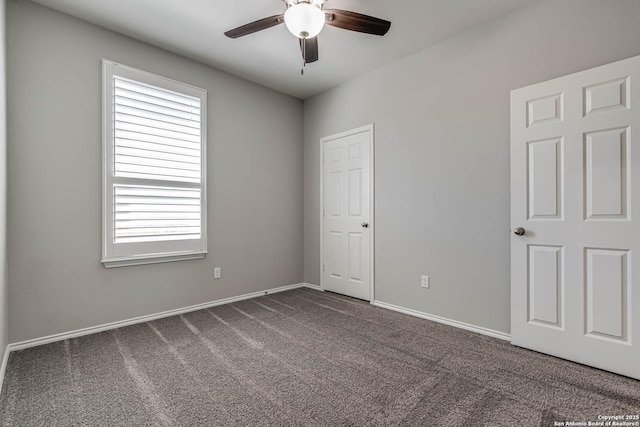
[101,60,207,268]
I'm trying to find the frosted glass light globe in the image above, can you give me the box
[284,3,325,39]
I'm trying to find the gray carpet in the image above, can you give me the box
[0,288,638,426]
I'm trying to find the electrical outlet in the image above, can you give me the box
[421,275,430,289]
[214,267,221,279]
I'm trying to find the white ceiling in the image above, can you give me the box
[30,0,537,99]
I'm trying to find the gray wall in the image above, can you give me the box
[0,0,7,355]
[7,0,303,343]
[303,0,640,334]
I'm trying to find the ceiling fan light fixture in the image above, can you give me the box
[284,3,325,39]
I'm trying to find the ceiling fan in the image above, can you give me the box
[224,0,391,71]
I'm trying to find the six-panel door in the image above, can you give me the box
[322,127,372,301]
[511,55,640,380]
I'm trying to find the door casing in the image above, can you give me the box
[320,124,375,302]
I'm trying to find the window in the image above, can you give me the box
[102,60,207,267]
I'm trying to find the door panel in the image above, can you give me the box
[585,248,629,342]
[528,245,563,328]
[322,126,372,301]
[527,138,563,219]
[511,55,640,379]
[349,169,362,216]
[348,232,363,283]
[584,77,629,115]
[584,127,629,219]
[326,231,344,280]
[527,93,563,127]
[327,171,342,217]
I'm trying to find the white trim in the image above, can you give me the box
[102,251,207,268]
[373,300,511,341]
[101,59,208,267]
[7,283,306,352]
[0,344,9,394]
[320,124,375,303]
[301,282,322,291]
[0,286,509,394]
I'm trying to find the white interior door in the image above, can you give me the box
[511,55,640,379]
[321,125,373,301]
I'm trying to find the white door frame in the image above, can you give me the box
[320,124,375,303]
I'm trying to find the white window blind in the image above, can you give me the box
[102,61,207,267]
[114,185,201,244]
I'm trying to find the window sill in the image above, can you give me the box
[102,251,207,268]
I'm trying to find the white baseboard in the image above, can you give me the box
[0,344,9,394]
[8,283,308,353]
[1,283,509,395]
[373,300,511,341]
[301,282,322,291]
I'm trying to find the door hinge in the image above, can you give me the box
[322,264,325,272]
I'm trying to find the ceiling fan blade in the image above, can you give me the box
[299,37,319,63]
[324,9,391,36]
[224,14,284,39]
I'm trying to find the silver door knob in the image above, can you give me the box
[514,227,525,236]
[361,222,369,228]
